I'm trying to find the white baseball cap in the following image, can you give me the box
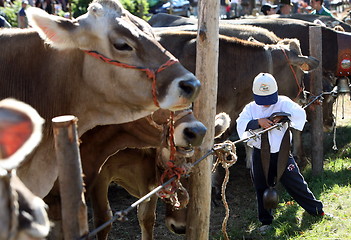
[252,73,278,105]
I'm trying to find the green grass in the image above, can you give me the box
[215,126,351,240]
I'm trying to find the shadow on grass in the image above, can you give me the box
[214,126,351,240]
[303,168,351,199]
[271,202,324,239]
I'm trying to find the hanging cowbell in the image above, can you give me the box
[336,77,351,94]
[263,187,279,210]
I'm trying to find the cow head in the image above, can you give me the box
[26,0,200,120]
[267,38,319,103]
[164,112,231,235]
[153,109,207,165]
[91,109,207,240]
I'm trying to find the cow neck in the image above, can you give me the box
[82,50,179,108]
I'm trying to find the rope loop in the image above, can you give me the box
[160,179,189,210]
[158,162,186,198]
[212,141,238,170]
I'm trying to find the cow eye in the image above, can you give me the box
[113,42,133,51]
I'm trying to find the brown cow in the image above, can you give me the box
[154,30,321,201]
[156,31,318,138]
[154,26,336,168]
[0,0,200,199]
[153,23,336,131]
[43,108,207,238]
[80,109,207,195]
[89,113,230,240]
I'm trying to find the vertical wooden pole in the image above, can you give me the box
[52,115,88,239]
[186,0,219,239]
[309,26,324,175]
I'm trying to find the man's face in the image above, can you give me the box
[267,8,277,15]
[310,0,320,8]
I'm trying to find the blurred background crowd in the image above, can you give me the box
[1,0,350,28]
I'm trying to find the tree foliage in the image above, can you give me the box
[71,0,149,19]
[0,0,22,27]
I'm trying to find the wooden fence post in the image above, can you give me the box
[186,0,219,239]
[309,26,324,175]
[52,115,88,239]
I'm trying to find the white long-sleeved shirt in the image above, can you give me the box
[236,95,306,153]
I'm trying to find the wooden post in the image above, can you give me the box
[68,0,72,19]
[52,115,88,239]
[309,26,324,175]
[186,0,219,239]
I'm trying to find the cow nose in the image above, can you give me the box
[183,124,207,146]
[170,224,186,235]
[179,78,201,101]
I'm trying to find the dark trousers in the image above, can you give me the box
[251,148,324,225]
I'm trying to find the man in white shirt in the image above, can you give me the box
[236,73,324,233]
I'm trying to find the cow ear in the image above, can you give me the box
[128,13,155,37]
[27,7,79,49]
[289,55,320,72]
[214,112,231,139]
[0,98,44,170]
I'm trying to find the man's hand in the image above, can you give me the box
[272,116,284,124]
[258,118,273,129]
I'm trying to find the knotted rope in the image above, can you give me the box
[212,141,237,240]
[157,111,191,209]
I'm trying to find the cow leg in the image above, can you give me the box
[137,195,158,240]
[90,174,113,240]
[291,129,308,169]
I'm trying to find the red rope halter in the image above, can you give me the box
[157,111,188,200]
[83,50,179,107]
